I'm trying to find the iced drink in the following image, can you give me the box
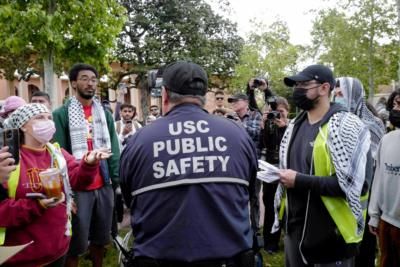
[39,168,62,199]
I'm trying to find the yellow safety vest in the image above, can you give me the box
[0,143,66,245]
[314,124,368,244]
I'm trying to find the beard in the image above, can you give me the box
[76,87,95,100]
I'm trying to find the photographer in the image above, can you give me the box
[261,96,289,253]
[246,77,289,253]
[115,104,142,151]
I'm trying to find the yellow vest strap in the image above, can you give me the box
[314,124,366,244]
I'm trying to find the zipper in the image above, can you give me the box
[298,138,318,265]
[299,190,311,265]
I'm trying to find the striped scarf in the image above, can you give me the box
[68,96,111,160]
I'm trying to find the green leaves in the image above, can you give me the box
[310,0,399,97]
[230,20,301,98]
[115,0,243,80]
[0,0,126,76]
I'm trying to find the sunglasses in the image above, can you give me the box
[216,97,224,100]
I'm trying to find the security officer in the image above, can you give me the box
[120,61,258,267]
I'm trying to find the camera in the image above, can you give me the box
[253,78,264,88]
[267,110,280,120]
[148,69,163,97]
[266,96,280,120]
[126,120,132,124]
[252,77,266,88]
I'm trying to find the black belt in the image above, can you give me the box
[132,250,254,267]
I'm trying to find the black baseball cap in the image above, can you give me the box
[284,64,335,89]
[228,93,249,103]
[162,61,208,96]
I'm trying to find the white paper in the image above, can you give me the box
[257,160,280,183]
[0,241,33,265]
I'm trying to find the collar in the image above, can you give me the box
[165,103,208,116]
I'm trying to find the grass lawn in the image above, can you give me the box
[79,246,285,267]
[79,230,286,267]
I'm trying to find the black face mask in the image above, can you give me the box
[292,88,319,111]
[389,109,400,128]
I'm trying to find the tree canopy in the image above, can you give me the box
[230,20,301,99]
[310,0,398,98]
[0,0,126,104]
[115,0,243,86]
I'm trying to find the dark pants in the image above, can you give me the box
[133,250,254,267]
[262,182,281,251]
[378,219,400,267]
[284,226,355,267]
[44,254,66,267]
[355,214,376,267]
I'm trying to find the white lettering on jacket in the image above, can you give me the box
[152,120,230,179]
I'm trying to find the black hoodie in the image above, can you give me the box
[285,103,365,264]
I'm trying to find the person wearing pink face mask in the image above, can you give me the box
[0,103,112,267]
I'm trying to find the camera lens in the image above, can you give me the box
[267,111,280,120]
[6,131,12,139]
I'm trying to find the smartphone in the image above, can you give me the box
[0,128,20,165]
[26,193,46,199]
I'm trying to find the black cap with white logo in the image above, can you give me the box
[284,64,335,90]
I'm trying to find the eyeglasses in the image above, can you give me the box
[294,82,321,90]
[216,97,224,100]
[78,76,98,83]
[150,108,158,111]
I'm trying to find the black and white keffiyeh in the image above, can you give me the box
[5,103,49,129]
[68,96,111,160]
[336,77,385,159]
[272,111,371,236]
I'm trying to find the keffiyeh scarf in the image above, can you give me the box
[68,96,111,160]
[336,77,385,159]
[273,111,371,236]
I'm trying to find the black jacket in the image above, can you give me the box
[286,103,369,264]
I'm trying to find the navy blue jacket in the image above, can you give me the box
[120,103,258,261]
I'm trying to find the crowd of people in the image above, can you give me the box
[0,61,399,267]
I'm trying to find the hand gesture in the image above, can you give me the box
[39,192,65,209]
[85,148,113,165]
[0,146,17,183]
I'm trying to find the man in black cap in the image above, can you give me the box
[227,91,263,255]
[120,61,258,267]
[228,92,263,157]
[273,64,371,266]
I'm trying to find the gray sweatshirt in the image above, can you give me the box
[368,129,400,228]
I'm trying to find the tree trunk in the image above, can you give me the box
[368,38,374,101]
[368,0,375,102]
[138,74,150,123]
[43,48,57,110]
[43,0,57,110]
